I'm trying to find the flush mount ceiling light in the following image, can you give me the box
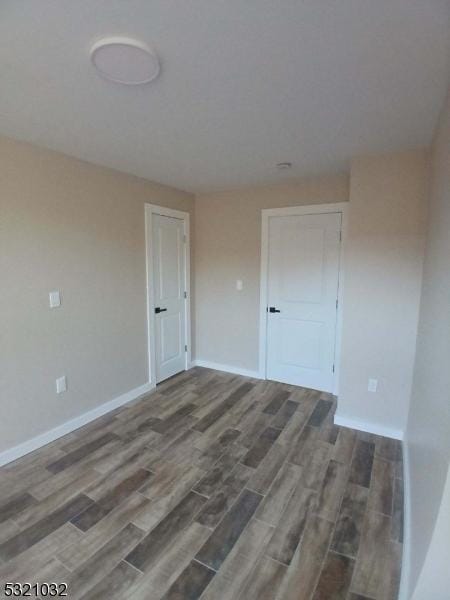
[90,37,160,85]
[276,162,292,170]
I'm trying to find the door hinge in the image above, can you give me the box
[183,234,187,243]
[185,345,188,352]
[339,230,342,242]
[184,291,187,299]
[336,298,338,310]
[332,364,335,373]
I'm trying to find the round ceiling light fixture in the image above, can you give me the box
[90,37,160,85]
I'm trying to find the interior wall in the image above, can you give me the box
[194,176,349,372]
[410,469,450,599]
[338,150,429,437]
[405,91,450,599]
[0,135,194,454]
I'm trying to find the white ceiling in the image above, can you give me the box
[0,1,449,193]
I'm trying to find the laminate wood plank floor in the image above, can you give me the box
[0,368,403,599]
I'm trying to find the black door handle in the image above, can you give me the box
[268,306,281,313]
[155,307,167,314]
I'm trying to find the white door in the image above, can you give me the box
[266,212,341,392]
[152,214,187,383]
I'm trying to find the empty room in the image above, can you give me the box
[1,2,449,599]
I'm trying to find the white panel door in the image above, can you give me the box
[266,212,341,392]
[152,214,186,383]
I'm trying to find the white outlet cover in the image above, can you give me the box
[236,279,243,291]
[56,376,67,394]
[49,290,61,308]
[368,378,378,393]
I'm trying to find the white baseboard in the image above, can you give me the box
[398,439,411,600]
[333,412,404,440]
[0,381,155,467]
[192,359,262,380]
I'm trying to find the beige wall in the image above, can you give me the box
[0,136,194,453]
[195,153,428,438]
[194,176,349,371]
[410,469,450,600]
[406,91,450,599]
[338,150,429,436]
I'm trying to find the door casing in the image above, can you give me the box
[145,203,191,388]
[259,203,348,395]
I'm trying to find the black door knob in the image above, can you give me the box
[269,306,281,313]
[155,307,168,314]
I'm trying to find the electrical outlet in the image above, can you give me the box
[236,279,243,291]
[56,376,67,394]
[368,378,378,393]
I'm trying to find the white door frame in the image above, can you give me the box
[145,203,191,388]
[259,202,348,395]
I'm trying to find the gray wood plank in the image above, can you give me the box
[312,551,354,599]
[70,502,110,532]
[332,427,357,464]
[277,405,315,448]
[238,554,286,599]
[350,510,392,598]
[195,489,263,570]
[330,483,369,558]
[133,464,205,532]
[57,493,150,571]
[46,433,119,474]
[314,459,349,522]
[349,440,375,488]
[0,523,83,582]
[123,522,211,600]
[72,468,152,531]
[200,428,242,463]
[0,493,37,524]
[161,559,215,599]
[0,494,92,561]
[307,399,333,427]
[67,523,144,599]
[272,399,299,430]
[391,476,404,543]
[0,519,20,544]
[126,491,206,572]
[367,457,393,516]
[375,437,401,462]
[266,485,317,565]
[79,560,141,600]
[298,442,331,492]
[196,464,252,529]
[247,442,290,495]
[15,468,100,530]
[200,519,274,600]
[151,403,197,434]
[263,390,290,415]
[254,462,302,526]
[238,413,273,449]
[193,444,247,497]
[241,427,281,469]
[320,423,340,445]
[288,425,319,466]
[193,383,254,433]
[274,515,335,600]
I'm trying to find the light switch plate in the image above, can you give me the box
[368,378,378,393]
[236,279,243,291]
[56,376,67,394]
[49,290,61,308]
